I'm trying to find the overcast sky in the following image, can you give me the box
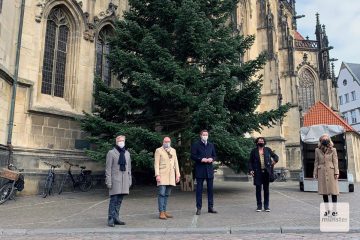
[295,0,360,74]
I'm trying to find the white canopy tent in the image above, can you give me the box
[300,124,345,144]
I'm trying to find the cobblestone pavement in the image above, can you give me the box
[0,181,358,239]
[2,233,360,240]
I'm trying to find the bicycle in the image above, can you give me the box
[58,161,93,194]
[273,168,288,182]
[0,164,25,204]
[42,161,60,198]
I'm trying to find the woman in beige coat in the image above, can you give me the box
[154,137,180,220]
[313,134,339,203]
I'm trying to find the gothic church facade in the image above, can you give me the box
[0,0,337,193]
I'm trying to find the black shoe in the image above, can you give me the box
[208,208,218,214]
[264,208,271,212]
[108,218,115,227]
[114,217,126,225]
[196,209,201,215]
[256,207,262,212]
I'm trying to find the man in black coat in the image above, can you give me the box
[191,130,217,215]
[248,137,279,212]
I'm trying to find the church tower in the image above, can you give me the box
[234,0,338,176]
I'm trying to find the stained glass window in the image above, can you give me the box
[41,8,69,97]
[298,68,315,113]
[96,26,113,86]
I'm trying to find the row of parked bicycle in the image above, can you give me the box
[0,161,93,204]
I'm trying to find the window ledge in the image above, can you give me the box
[30,95,84,118]
[29,105,84,118]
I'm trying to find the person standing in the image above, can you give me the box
[248,137,278,212]
[313,134,339,204]
[154,137,181,220]
[191,130,217,215]
[105,135,132,227]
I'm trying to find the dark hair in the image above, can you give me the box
[254,137,266,145]
[200,129,208,135]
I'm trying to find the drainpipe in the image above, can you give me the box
[7,0,26,165]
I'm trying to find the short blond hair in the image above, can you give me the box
[116,135,126,142]
[318,134,334,148]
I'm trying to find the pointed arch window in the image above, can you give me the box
[41,8,70,97]
[96,25,113,86]
[298,68,315,112]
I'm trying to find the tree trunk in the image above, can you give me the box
[180,173,194,191]
[177,132,194,191]
[179,159,194,191]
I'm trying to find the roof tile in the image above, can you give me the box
[303,101,355,132]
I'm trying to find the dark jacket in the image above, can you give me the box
[191,140,217,179]
[248,147,279,185]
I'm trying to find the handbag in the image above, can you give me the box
[15,174,25,191]
[269,167,277,182]
[268,148,278,182]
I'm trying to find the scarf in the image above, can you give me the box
[164,147,172,159]
[320,145,332,154]
[115,145,126,171]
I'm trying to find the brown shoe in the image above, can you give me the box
[164,212,173,218]
[159,211,167,220]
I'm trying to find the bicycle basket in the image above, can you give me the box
[15,174,25,191]
[83,170,92,175]
[0,168,20,181]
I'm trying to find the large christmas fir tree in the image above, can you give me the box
[81,0,290,187]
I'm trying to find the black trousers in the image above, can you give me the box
[108,194,124,221]
[255,170,270,209]
[196,178,214,210]
[323,194,337,203]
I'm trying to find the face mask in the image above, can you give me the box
[163,143,171,148]
[321,140,329,146]
[117,142,125,148]
[201,136,208,142]
[257,143,265,147]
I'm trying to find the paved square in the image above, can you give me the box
[0,181,359,239]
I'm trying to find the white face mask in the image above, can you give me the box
[201,136,208,142]
[117,141,125,148]
[163,143,171,148]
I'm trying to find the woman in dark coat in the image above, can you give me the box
[248,137,278,212]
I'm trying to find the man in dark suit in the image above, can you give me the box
[248,137,278,212]
[191,130,217,215]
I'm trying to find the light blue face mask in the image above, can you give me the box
[163,143,171,148]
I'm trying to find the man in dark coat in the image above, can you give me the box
[248,137,278,212]
[191,130,217,215]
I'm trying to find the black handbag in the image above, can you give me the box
[269,167,277,183]
[15,174,25,191]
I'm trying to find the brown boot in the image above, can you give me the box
[159,211,167,220]
[164,212,173,218]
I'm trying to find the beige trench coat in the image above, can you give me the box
[154,147,180,186]
[313,147,340,195]
[105,148,132,196]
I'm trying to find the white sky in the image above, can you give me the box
[295,0,360,74]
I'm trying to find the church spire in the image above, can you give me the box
[315,13,333,80]
[315,12,322,37]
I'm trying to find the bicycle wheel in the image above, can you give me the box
[42,174,53,198]
[79,174,92,192]
[58,175,68,195]
[0,182,14,204]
